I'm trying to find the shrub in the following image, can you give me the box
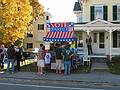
[111,55,120,63]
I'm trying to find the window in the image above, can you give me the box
[46,16,49,20]
[99,32,104,48]
[117,5,120,20]
[38,24,44,30]
[77,32,83,47]
[113,5,120,21]
[27,32,33,38]
[78,16,82,23]
[117,32,120,47]
[93,33,97,43]
[78,32,82,40]
[27,43,33,49]
[95,5,103,19]
[90,5,107,21]
[113,31,120,48]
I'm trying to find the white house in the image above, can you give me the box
[73,0,120,58]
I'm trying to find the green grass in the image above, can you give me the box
[2,59,91,73]
[71,65,91,73]
[108,63,120,74]
[2,59,36,72]
[21,62,55,73]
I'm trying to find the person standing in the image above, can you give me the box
[37,44,45,75]
[0,48,3,71]
[39,44,44,51]
[86,36,93,55]
[62,44,73,75]
[15,45,23,71]
[7,44,15,74]
[55,44,63,74]
[45,50,51,65]
[0,45,6,70]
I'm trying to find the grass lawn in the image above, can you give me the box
[2,59,36,72]
[108,63,120,74]
[20,62,91,73]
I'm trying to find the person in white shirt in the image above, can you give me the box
[45,50,51,64]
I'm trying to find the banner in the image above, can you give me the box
[46,22,74,32]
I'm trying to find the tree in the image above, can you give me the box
[0,0,32,44]
[29,0,44,20]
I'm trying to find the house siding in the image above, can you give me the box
[86,0,120,22]
[23,16,47,49]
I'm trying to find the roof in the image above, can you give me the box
[73,2,82,11]
[75,21,120,25]
[111,22,120,24]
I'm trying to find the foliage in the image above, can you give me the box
[14,39,23,46]
[0,0,44,44]
[111,55,120,63]
[29,0,44,19]
[108,63,120,74]
[0,0,32,44]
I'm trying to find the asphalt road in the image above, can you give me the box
[0,80,119,90]
[0,83,107,90]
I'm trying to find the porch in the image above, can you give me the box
[74,19,120,60]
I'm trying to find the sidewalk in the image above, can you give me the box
[0,71,120,86]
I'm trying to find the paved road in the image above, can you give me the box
[0,80,119,90]
[0,83,108,90]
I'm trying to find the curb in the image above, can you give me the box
[0,76,120,87]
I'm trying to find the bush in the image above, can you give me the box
[111,55,120,63]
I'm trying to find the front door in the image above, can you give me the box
[92,32,98,53]
[92,32,106,54]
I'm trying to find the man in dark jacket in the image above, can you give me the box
[15,46,22,71]
[86,36,93,55]
[7,44,15,73]
[0,48,3,70]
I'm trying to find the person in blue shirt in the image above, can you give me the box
[62,44,73,75]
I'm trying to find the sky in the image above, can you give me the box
[39,0,77,23]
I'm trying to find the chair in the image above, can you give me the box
[83,55,91,65]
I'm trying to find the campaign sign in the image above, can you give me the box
[46,22,74,32]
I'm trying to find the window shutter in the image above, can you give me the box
[113,5,117,21]
[113,31,117,48]
[38,24,40,30]
[103,6,108,21]
[90,6,94,21]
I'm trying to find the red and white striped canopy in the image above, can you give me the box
[43,31,77,42]
[46,32,74,39]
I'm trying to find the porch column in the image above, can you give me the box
[109,30,112,60]
[87,30,90,35]
[83,29,89,35]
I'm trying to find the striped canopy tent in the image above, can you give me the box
[43,31,77,42]
[43,22,77,42]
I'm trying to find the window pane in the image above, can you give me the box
[46,16,49,20]
[95,6,103,19]
[117,6,120,20]
[93,33,97,43]
[99,32,104,48]
[27,43,33,49]
[117,31,120,47]
[99,44,104,48]
[27,32,33,38]
[38,24,44,30]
